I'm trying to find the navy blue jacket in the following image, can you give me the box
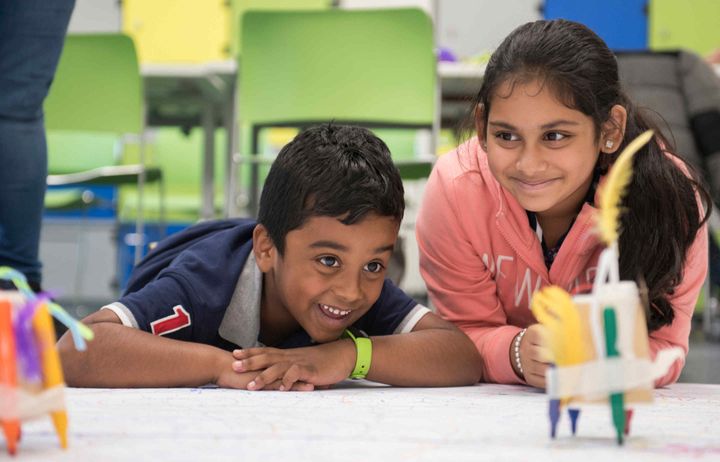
[116,219,420,350]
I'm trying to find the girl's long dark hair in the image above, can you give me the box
[464,19,710,331]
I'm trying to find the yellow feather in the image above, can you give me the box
[531,286,590,366]
[596,130,654,245]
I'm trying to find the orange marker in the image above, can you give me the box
[0,298,21,455]
[32,302,68,449]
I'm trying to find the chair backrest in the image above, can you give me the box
[230,0,332,58]
[44,34,143,135]
[239,8,435,132]
[46,131,122,174]
[122,0,231,63]
[616,49,720,199]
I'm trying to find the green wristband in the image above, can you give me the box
[343,328,372,379]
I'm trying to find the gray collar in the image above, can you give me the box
[218,252,264,349]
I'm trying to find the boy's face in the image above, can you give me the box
[254,213,399,344]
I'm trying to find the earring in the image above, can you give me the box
[605,139,614,149]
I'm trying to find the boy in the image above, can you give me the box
[58,124,482,390]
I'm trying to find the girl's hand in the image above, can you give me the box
[512,323,552,389]
[231,340,357,391]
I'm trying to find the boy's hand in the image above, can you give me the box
[231,340,356,391]
[215,353,315,391]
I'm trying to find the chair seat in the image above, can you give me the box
[48,165,162,187]
[120,189,224,223]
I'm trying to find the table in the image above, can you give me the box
[142,61,237,220]
[140,61,488,220]
[13,382,720,461]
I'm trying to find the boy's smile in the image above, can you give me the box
[254,214,399,344]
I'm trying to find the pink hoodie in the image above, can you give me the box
[416,138,708,387]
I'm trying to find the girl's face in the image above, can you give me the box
[481,79,603,221]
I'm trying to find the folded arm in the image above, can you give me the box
[58,309,307,389]
[234,312,482,389]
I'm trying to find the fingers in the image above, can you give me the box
[289,382,315,392]
[524,356,548,389]
[525,325,549,350]
[245,364,316,392]
[281,364,302,391]
[231,348,325,392]
[520,333,551,389]
[232,351,279,373]
[261,380,314,391]
[252,377,315,392]
[526,325,553,362]
[246,363,289,390]
[534,344,554,363]
[525,369,547,389]
[524,338,551,364]
[233,347,276,360]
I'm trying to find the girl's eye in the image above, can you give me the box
[318,256,340,268]
[544,132,568,142]
[495,132,519,142]
[364,261,385,274]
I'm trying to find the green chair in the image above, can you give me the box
[44,34,161,262]
[237,8,437,214]
[230,0,332,59]
[119,127,227,225]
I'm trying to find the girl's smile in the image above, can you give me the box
[483,79,603,225]
[511,176,561,193]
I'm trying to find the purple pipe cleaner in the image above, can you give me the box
[13,297,44,383]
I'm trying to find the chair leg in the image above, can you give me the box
[159,175,167,239]
[134,137,147,264]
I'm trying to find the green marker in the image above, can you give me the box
[603,307,625,445]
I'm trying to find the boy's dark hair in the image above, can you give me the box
[464,19,711,331]
[258,124,405,255]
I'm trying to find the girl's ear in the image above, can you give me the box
[474,104,488,151]
[600,104,628,154]
[252,224,276,273]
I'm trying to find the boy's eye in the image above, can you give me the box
[364,261,385,274]
[544,131,568,142]
[494,132,519,142]
[318,256,340,268]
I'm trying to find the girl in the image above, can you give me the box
[416,19,711,388]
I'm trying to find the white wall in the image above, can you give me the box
[67,0,121,33]
[437,0,542,58]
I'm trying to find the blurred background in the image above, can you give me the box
[38,0,720,381]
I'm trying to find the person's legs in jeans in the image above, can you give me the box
[0,0,75,289]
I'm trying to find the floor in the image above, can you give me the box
[679,321,720,384]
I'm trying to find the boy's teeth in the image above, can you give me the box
[321,304,350,316]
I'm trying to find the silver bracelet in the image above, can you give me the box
[513,328,527,378]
